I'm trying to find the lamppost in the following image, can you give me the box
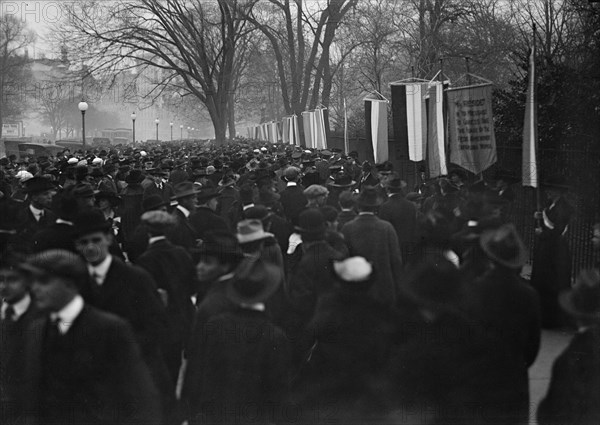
[155,118,159,141]
[180,124,183,141]
[131,112,136,146]
[170,122,173,141]
[78,100,88,150]
[22,124,26,137]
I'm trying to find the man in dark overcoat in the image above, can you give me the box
[189,187,229,241]
[19,249,162,425]
[14,176,57,253]
[341,186,403,307]
[167,181,201,251]
[279,166,307,225]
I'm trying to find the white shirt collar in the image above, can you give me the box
[240,303,265,312]
[88,254,113,285]
[359,211,375,215]
[286,182,297,187]
[149,235,167,245]
[242,203,255,211]
[29,204,43,219]
[56,218,74,226]
[177,204,190,218]
[2,293,31,320]
[50,295,84,335]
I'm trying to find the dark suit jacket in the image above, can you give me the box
[23,305,161,425]
[1,300,42,419]
[379,194,419,244]
[14,205,57,253]
[135,239,196,346]
[341,214,403,306]
[166,208,198,252]
[97,176,118,194]
[143,182,174,204]
[189,207,229,241]
[280,185,307,225]
[182,308,292,424]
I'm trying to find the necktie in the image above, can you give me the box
[4,305,15,322]
[92,271,102,285]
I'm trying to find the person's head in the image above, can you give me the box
[357,186,383,213]
[283,166,301,183]
[173,181,201,211]
[197,188,221,211]
[296,209,327,243]
[141,210,176,238]
[21,250,87,312]
[304,184,329,207]
[239,183,257,205]
[142,195,168,213]
[338,191,356,211]
[73,209,112,265]
[542,175,569,202]
[479,223,527,272]
[194,231,244,283]
[24,177,57,209]
[320,205,339,231]
[0,253,30,304]
[72,183,97,210]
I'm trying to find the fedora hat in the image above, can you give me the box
[95,190,122,206]
[243,205,273,222]
[125,169,145,184]
[23,176,55,194]
[479,223,528,269]
[73,208,112,237]
[387,177,407,194]
[195,231,245,262]
[197,187,222,203]
[72,183,98,199]
[172,181,202,200]
[143,195,169,212]
[236,219,274,244]
[559,269,600,321]
[227,256,282,305]
[357,186,383,207]
[295,208,326,236]
[328,171,356,188]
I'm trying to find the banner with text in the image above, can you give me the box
[447,84,496,174]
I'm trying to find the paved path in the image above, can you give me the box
[528,329,573,424]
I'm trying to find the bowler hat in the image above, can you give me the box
[295,208,327,236]
[387,177,407,194]
[19,249,88,284]
[125,169,145,184]
[243,205,273,222]
[328,171,356,188]
[95,190,122,206]
[197,187,222,203]
[479,223,527,269]
[73,209,112,237]
[172,181,202,200]
[357,186,383,207]
[143,195,169,212]
[23,176,55,194]
[559,269,600,321]
[227,256,282,305]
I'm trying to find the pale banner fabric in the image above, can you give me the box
[302,111,314,148]
[427,82,447,177]
[369,99,389,164]
[406,83,428,162]
[522,44,538,187]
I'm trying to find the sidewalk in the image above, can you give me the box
[528,329,573,424]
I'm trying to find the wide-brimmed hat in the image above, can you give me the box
[143,195,169,212]
[357,186,383,207]
[72,183,98,199]
[236,219,274,244]
[559,269,600,321]
[194,231,245,262]
[197,187,222,203]
[479,223,528,269]
[95,190,122,205]
[542,174,570,191]
[172,181,203,200]
[295,208,327,235]
[73,208,112,237]
[125,169,145,184]
[226,256,282,305]
[23,176,56,194]
[328,171,356,188]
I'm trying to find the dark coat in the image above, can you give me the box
[189,207,229,242]
[97,175,118,194]
[530,196,574,328]
[14,204,57,253]
[537,327,600,425]
[143,182,174,204]
[216,186,239,230]
[166,208,199,252]
[23,305,162,425]
[336,209,357,231]
[1,300,43,422]
[120,184,145,244]
[182,307,292,425]
[280,184,307,225]
[461,266,542,367]
[32,221,76,253]
[341,214,403,306]
[379,193,419,244]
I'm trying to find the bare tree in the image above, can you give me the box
[0,14,34,138]
[57,0,257,145]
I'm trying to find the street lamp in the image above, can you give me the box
[22,124,26,137]
[155,118,159,141]
[131,112,136,145]
[78,100,89,150]
[170,122,173,141]
[180,124,183,141]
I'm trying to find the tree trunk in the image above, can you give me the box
[227,91,236,140]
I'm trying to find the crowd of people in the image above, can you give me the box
[1,140,599,425]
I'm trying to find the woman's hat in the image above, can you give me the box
[357,186,383,207]
[559,269,600,321]
[226,256,282,305]
[332,256,373,287]
[479,223,528,269]
[236,219,274,244]
[328,171,356,188]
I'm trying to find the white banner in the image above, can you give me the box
[369,99,389,164]
[405,83,428,161]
